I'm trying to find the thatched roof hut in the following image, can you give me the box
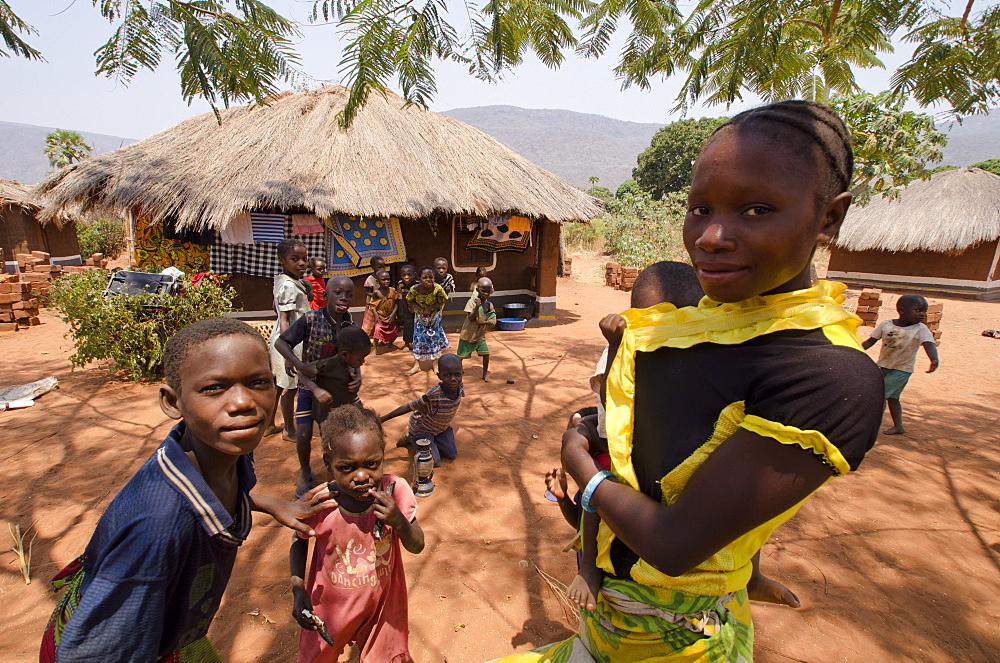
[1,179,79,264]
[828,168,1000,300]
[35,86,599,315]
[35,85,600,228]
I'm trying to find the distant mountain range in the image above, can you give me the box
[0,121,136,185]
[2,107,998,190]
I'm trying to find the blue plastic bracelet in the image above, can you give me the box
[581,470,614,513]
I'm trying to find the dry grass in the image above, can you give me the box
[35,86,602,230]
[8,522,35,585]
[837,167,1000,252]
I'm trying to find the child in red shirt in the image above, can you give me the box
[291,405,425,663]
[304,257,327,310]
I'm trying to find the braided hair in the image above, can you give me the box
[277,237,306,261]
[706,100,854,205]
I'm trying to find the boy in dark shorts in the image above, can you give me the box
[297,326,370,425]
[862,294,939,434]
[380,354,464,467]
[40,318,333,662]
[458,277,497,381]
[275,275,359,497]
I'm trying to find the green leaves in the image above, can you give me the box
[44,130,93,169]
[92,1,300,118]
[0,1,43,60]
[632,116,727,199]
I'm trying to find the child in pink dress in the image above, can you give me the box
[290,405,425,663]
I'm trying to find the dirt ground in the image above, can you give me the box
[2,254,999,662]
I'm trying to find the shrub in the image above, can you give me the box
[76,217,128,259]
[601,190,688,268]
[563,216,607,253]
[48,271,239,379]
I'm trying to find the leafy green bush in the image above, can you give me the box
[601,190,689,268]
[970,158,1000,176]
[48,271,239,379]
[76,217,128,259]
[563,216,607,253]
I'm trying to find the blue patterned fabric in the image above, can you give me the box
[411,312,449,361]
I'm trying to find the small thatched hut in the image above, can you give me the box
[828,168,1000,300]
[1,179,79,265]
[36,86,601,317]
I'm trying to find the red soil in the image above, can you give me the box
[1,255,998,662]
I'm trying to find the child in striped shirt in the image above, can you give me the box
[380,354,464,467]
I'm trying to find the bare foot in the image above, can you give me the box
[295,470,315,498]
[545,467,568,501]
[395,433,412,448]
[404,365,420,376]
[568,565,603,611]
[282,425,296,442]
[747,573,800,608]
[266,424,283,437]
[883,425,906,435]
[483,371,490,382]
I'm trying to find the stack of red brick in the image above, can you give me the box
[562,257,573,277]
[854,288,883,326]
[0,277,41,332]
[925,301,944,345]
[605,262,641,292]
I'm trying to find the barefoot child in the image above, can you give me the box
[270,239,311,438]
[362,256,387,336]
[458,277,497,381]
[381,354,464,467]
[297,326,371,426]
[291,405,425,663]
[861,294,939,434]
[396,264,417,352]
[276,276,359,497]
[41,319,334,662]
[405,266,449,375]
[371,269,400,349]
[304,257,328,310]
[501,100,884,662]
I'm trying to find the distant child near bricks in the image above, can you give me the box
[458,277,497,381]
[297,326,370,425]
[270,238,312,439]
[381,354,464,467]
[40,318,334,662]
[276,276,359,498]
[291,405,425,663]
[304,257,328,310]
[862,294,939,434]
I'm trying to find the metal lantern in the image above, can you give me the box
[413,438,435,497]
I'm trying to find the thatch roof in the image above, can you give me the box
[836,168,1000,252]
[0,179,38,211]
[35,85,601,229]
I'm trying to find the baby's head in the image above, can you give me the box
[321,405,385,502]
[896,294,928,325]
[160,318,274,455]
[687,100,854,302]
[308,257,326,280]
[630,261,704,309]
[337,325,371,368]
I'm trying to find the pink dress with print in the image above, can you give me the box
[298,474,417,663]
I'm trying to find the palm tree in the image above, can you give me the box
[44,130,92,169]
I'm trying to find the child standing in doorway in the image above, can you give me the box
[304,257,327,310]
[458,277,497,381]
[270,238,311,439]
[291,405,424,663]
[404,265,449,375]
[862,294,939,434]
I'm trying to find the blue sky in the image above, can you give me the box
[1,1,917,140]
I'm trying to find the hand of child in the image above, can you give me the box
[347,369,362,393]
[372,488,407,530]
[314,388,333,405]
[561,427,602,491]
[284,359,297,378]
[545,467,568,501]
[299,361,319,380]
[265,485,338,538]
[927,359,939,373]
[599,314,626,346]
[292,587,316,630]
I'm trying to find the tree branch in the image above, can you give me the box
[960,0,975,37]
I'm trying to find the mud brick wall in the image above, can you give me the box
[0,252,110,334]
[605,262,642,293]
[925,301,944,345]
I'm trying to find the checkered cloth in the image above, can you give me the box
[210,217,326,278]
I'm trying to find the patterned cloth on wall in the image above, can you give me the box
[134,216,211,274]
[466,214,532,252]
[210,215,326,278]
[330,215,407,268]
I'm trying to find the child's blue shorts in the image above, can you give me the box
[881,368,912,400]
